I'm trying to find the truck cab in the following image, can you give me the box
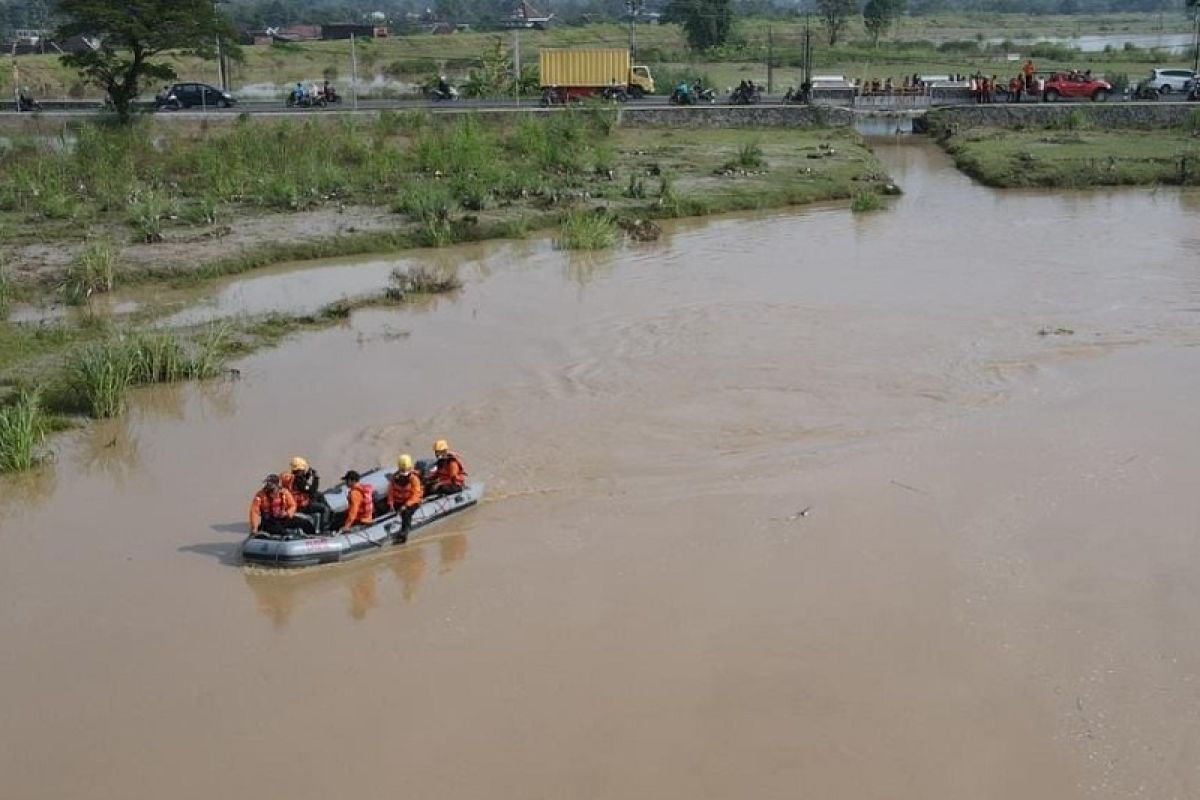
[630,66,655,97]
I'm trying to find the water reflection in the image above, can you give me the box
[79,416,141,486]
[563,249,615,290]
[242,530,470,626]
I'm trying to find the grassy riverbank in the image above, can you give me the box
[940,117,1200,188]
[0,113,889,288]
[0,112,891,469]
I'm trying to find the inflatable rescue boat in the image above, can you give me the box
[242,467,484,568]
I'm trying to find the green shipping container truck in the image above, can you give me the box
[538,48,655,104]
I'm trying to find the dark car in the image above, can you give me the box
[157,83,235,110]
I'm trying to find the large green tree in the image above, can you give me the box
[56,0,234,123]
[863,0,905,45]
[664,0,734,51]
[816,0,859,46]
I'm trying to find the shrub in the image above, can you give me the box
[394,183,455,222]
[728,141,766,170]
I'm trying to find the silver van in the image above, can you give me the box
[1145,68,1196,94]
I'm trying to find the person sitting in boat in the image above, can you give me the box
[428,439,467,496]
[340,470,375,532]
[281,456,329,532]
[249,474,315,538]
[387,454,424,542]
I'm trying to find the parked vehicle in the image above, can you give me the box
[538,48,655,104]
[157,82,235,110]
[1042,72,1112,102]
[1144,67,1196,95]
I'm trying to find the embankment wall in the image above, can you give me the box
[618,105,855,128]
[919,102,1198,134]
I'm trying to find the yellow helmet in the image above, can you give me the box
[396,454,414,471]
[433,439,450,454]
[289,456,309,471]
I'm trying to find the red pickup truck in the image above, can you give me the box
[1042,72,1112,102]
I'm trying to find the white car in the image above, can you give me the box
[1144,68,1196,95]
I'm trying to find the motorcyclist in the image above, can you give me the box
[293,82,306,103]
[17,87,38,112]
[674,80,690,103]
[437,75,451,98]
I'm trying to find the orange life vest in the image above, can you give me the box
[434,452,467,488]
[346,482,375,526]
[389,470,423,508]
[258,488,292,519]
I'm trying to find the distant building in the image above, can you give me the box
[503,1,553,30]
[322,23,389,40]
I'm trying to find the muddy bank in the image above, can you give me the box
[2,140,1200,798]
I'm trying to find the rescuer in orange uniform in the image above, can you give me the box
[387,454,424,542]
[280,456,329,532]
[339,470,376,532]
[249,474,315,538]
[428,439,467,496]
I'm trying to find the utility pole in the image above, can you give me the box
[626,0,642,59]
[350,33,359,111]
[767,26,774,95]
[803,13,813,97]
[1193,7,1199,76]
[513,28,521,106]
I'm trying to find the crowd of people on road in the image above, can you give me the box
[248,439,468,543]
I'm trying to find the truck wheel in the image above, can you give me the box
[1044,89,1060,102]
[628,86,644,99]
[1092,89,1108,102]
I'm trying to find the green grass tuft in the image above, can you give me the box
[63,239,118,305]
[0,391,48,472]
[850,191,884,213]
[555,211,619,251]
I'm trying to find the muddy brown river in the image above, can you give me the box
[3,139,1199,799]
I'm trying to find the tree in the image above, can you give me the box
[817,0,859,46]
[863,0,905,45]
[56,0,235,123]
[664,0,735,51]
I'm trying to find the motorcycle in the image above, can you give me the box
[669,86,695,105]
[600,85,629,102]
[1132,82,1159,101]
[427,85,459,102]
[17,93,43,112]
[286,91,327,108]
[729,85,762,105]
[318,85,341,104]
[694,86,717,104]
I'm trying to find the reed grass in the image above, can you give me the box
[850,191,884,213]
[67,329,230,418]
[555,211,619,251]
[63,239,117,305]
[0,391,48,472]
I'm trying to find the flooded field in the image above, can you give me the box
[2,139,1199,799]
